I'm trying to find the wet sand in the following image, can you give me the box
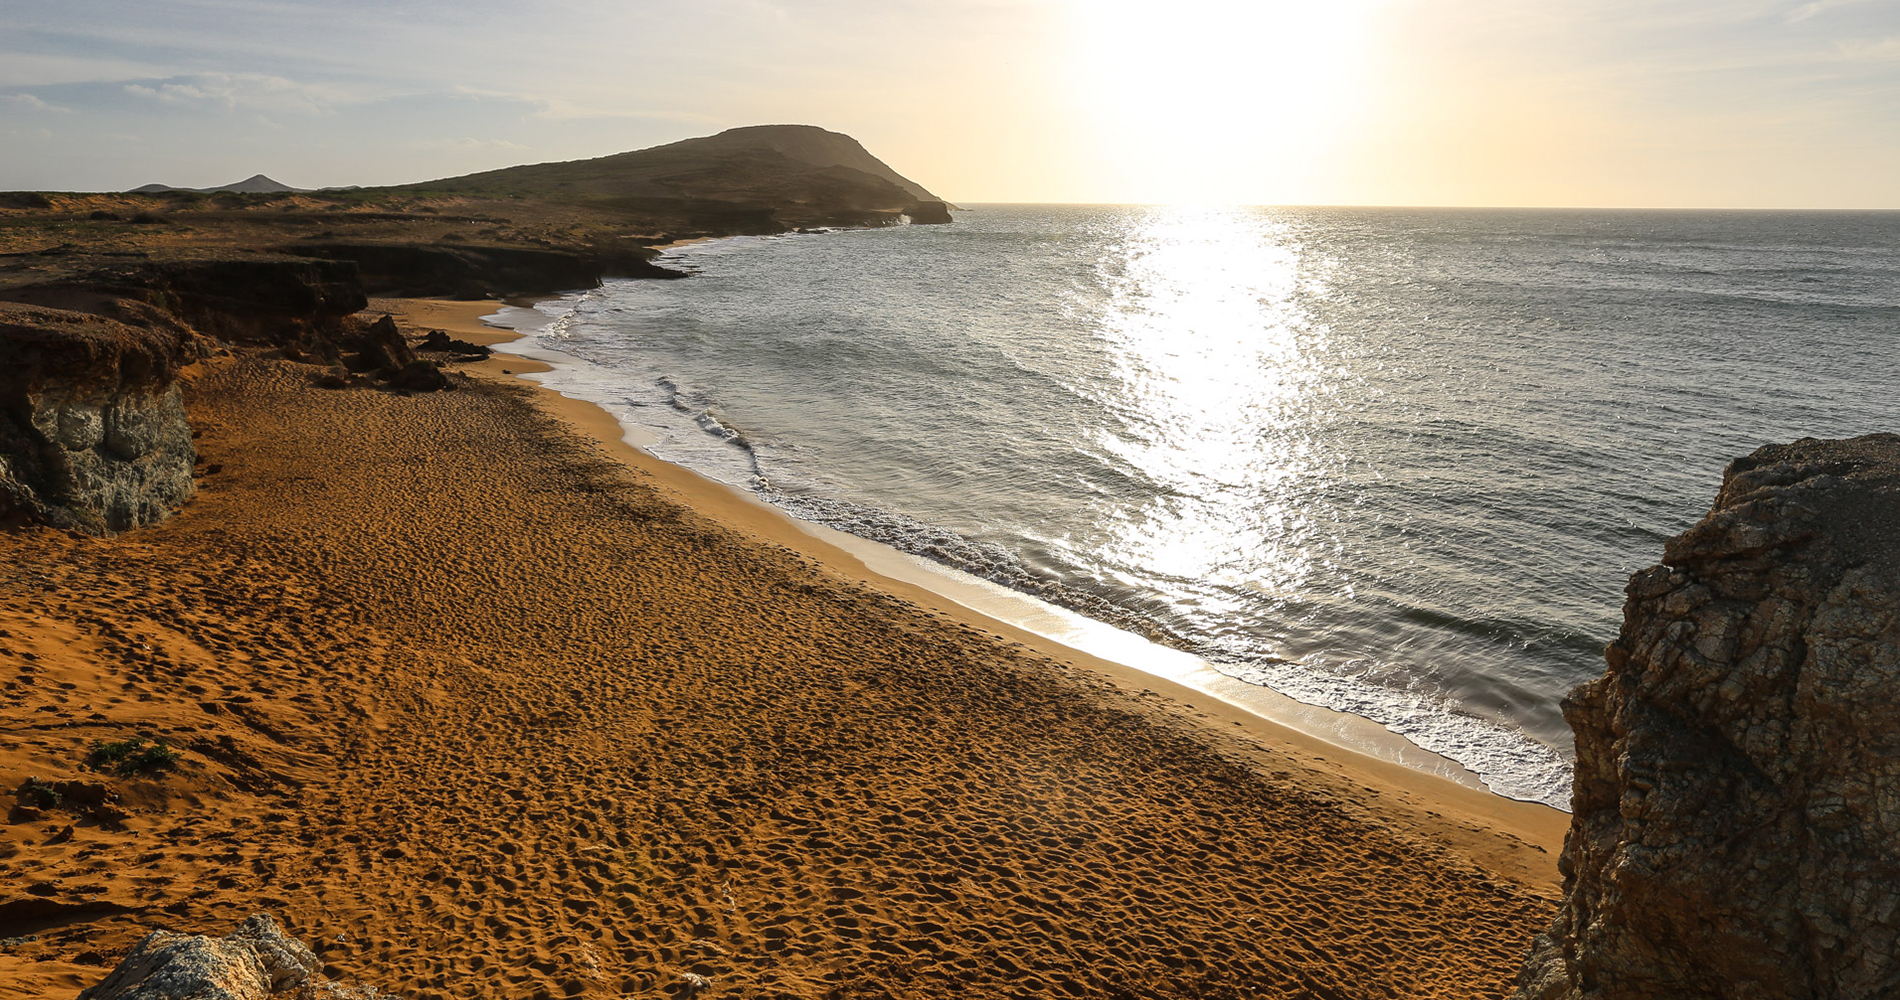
[0,301,1562,999]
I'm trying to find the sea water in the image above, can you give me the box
[496,205,1900,807]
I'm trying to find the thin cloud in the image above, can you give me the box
[415,136,529,151]
[445,85,717,124]
[122,73,341,115]
[0,93,71,113]
[124,83,204,103]
[1787,0,1867,23]
[0,51,179,88]
[1836,34,1900,60]
[533,98,720,123]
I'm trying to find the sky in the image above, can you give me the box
[0,0,1896,207]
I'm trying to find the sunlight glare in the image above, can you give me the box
[1086,206,1335,598]
[1064,0,1380,204]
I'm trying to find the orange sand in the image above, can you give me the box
[0,299,1563,999]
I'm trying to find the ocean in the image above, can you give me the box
[493,205,1900,807]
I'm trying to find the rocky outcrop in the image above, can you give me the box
[0,303,197,533]
[279,242,683,299]
[386,359,451,393]
[136,258,368,359]
[906,200,954,225]
[417,329,490,357]
[1517,434,1900,1000]
[79,913,389,1000]
[348,315,416,374]
[3,257,369,363]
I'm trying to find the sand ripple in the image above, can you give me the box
[0,357,1555,999]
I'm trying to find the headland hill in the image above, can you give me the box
[3,124,1889,1000]
[0,124,953,308]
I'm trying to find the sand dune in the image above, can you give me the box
[0,311,1559,999]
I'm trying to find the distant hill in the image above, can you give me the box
[397,125,952,226]
[648,125,940,202]
[0,125,956,311]
[130,174,305,195]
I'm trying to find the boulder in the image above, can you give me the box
[0,303,197,533]
[78,914,311,1000]
[418,329,490,357]
[1516,433,1900,1000]
[226,914,320,994]
[349,315,415,374]
[78,913,388,999]
[387,360,450,393]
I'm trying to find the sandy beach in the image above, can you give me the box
[1,299,1564,999]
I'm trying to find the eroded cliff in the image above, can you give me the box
[0,303,197,533]
[1518,433,1900,1000]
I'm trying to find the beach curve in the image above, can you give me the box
[0,298,1564,998]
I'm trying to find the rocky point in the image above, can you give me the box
[1518,433,1900,1000]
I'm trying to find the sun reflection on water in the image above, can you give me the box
[1085,206,1340,607]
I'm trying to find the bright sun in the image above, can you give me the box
[1064,0,1380,204]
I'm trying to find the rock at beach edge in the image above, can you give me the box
[1516,433,1900,999]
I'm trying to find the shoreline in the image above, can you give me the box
[386,295,1569,883]
[2,307,1565,998]
[462,244,1576,810]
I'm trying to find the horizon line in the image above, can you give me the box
[944,201,1900,213]
[6,186,1898,214]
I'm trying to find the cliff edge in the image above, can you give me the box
[1518,433,1900,999]
[0,303,198,533]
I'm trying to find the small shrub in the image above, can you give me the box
[89,210,123,221]
[19,777,61,809]
[84,737,181,776]
[129,212,168,225]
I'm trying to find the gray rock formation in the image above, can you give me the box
[1517,434,1900,1000]
[79,913,391,999]
[0,303,197,533]
[79,914,313,999]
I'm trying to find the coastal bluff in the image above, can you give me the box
[0,121,951,531]
[0,254,382,532]
[1518,434,1900,999]
[0,303,197,533]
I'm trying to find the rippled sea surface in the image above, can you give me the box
[508,206,1900,806]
